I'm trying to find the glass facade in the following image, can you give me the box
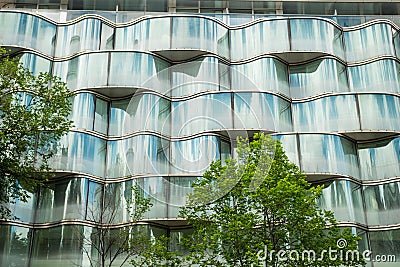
[1,3,400,266]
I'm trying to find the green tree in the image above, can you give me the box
[0,48,73,218]
[180,133,365,267]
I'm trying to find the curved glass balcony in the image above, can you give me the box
[299,134,359,178]
[0,12,56,55]
[317,180,365,224]
[0,225,31,267]
[108,52,170,93]
[364,182,400,226]
[55,18,113,57]
[290,58,348,98]
[230,19,289,61]
[171,93,232,136]
[171,16,229,58]
[53,52,109,90]
[359,138,400,181]
[109,94,170,136]
[344,23,396,62]
[358,94,400,132]
[36,178,102,223]
[107,134,169,178]
[234,92,292,132]
[50,132,106,177]
[290,18,344,59]
[293,95,359,132]
[231,57,289,96]
[348,59,400,93]
[115,17,171,51]
[170,136,228,175]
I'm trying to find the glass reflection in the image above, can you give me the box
[358,94,400,131]
[234,93,292,132]
[369,230,400,263]
[344,23,395,62]
[317,180,365,224]
[290,58,348,98]
[348,59,400,93]
[359,138,400,181]
[273,134,299,166]
[364,182,400,226]
[300,134,359,178]
[293,95,359,132]
[168,177,197,217]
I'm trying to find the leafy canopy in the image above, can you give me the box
[0,48,73,218]
[180,133,365,267]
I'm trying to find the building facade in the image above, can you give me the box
[0,1,400,266]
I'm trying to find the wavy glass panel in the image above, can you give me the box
[290,19,344,58]
[36,178,88,223]
[359,138,400,181]
[53,52,108,90]
[19,53,52,75]
[344,23,396,62]
[364,182,400,226]
[299,134,359,178]
[50,132,106,177]
[348,60,400,93]
[171,93,232,136]
[108,52,170,93]
[317,180,365,224]
[170,136,221,174]
[231,58,289,95]
[115,17,171,51]
[369,230,400,264]
[30,225,90,267]
[172,17,229,58]
[7,192,35,223]
[290,58,348,98]
[107,135,169,178]
[171,57,220,97]
[94,97,108,134]
[168,176,197,217]
[358,94,400,131]
[69,93,95,131]
[230,19,289,60]
[0,225,31,267]
[293,95,359,132]
[274,134,299,166]
[0,12,56,55]
[55,19,102,57]
[234,93,292,132]
[109,94,170,136]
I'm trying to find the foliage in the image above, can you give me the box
[0,48,73,218]
[180,133,365,267]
